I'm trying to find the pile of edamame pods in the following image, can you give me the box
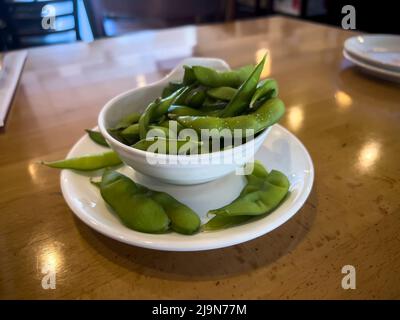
[107,55,285,153]
[42,56,290,235]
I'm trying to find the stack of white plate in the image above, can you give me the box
[343,35,400,83]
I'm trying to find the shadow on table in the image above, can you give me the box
[74,186,318,282]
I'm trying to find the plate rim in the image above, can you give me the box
[343,49,400,81]
[344,35,400,71]
[60,124,314,251]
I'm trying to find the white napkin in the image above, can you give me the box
[0,50,28,127]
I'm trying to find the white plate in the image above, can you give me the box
[60,124,314,251]
[343,49,400,83]
[344,35,400,72]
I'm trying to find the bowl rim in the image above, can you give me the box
[98,58,272,161]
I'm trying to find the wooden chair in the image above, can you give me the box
[1,0,80,49]
[83,0,235,38]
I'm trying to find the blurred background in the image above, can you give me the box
[0,0,398,51]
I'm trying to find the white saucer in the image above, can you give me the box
[60,124,314,251]
[343,49,400,83]
[344,35,400,72]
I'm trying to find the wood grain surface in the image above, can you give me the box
[1,16,399,299]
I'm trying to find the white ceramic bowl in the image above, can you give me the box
[98,57,272,185]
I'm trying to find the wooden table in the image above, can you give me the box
[1,16,399,299]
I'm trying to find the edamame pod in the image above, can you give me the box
[250,79,278,108]
[204,161,267,230]
[121,123,140,143]
[185,87,206,107]
[151,192,200,234]
[206,86,237,101]
[85,129,108,147]
[177,97,285,137]
[168,105,223,118]
[132,137,202,154]
[138,99,160,139]
[100,171,170,233]
[114,112,141,130]
[168,105,206,117]
[192,65,253,88]
[139,88,185,139]
[221,56,265,117]
[203,215,252,231]
[182,65,196,85]
[209,169,290,216]
[42,151,122,171]
[161,82,183,98]
[158,120,184,133]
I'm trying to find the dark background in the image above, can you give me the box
[0,0,399,51]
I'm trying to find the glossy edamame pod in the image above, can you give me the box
[161,82,183,98]
[206,86,237,101]
[114,112,141,130]
[182,65,196,85]
[148,125,171,138]
[173,84,196,106]
[158,120,184,134]
[151,192,200,234]
[192,64,254,88]
[120,123,140,143]
[177,97,285,137]
[42,151,122,171]
[204,161,267,230]
[138,99,160,140]
[221,56,265,117]
[239,161,269,196]
[184,87,206,107]
[249,79,278,108]
[132,137,201,154]
[209,169,290,216]
[168,105,223,118]
[85,129,108,147]
[153,87,186,119]
[203,215,252,231]
[201,97,227,110]
[139,88,186,139]
[168,105,206,117]
[100,170,170,233]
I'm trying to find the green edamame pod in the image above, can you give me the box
[100,171,170,233]
[206,86,237,101]
[85,129,108,147]
[148,125,171,138]
[203,215,252,231]
[154,87,186,119]
[158,120,184,134]
[177,97,285,137]
[121,123,140,143]
[162,82,183,98]
[138,99,160,140]
[221,56,266,117]
[173,84,196,106]
[192,65,253,88]
[132,138,201,154]
[239,161,269,196]
[250,79,278,108]
[182,65,196,85]
[151,192,200,234]
[204,161,267,230]
[114,112,141,130]
[42,151,122,171]
[184,87,206,108]
[168,105,206,117]
[139,88,186,139]
[209,169,289,217]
